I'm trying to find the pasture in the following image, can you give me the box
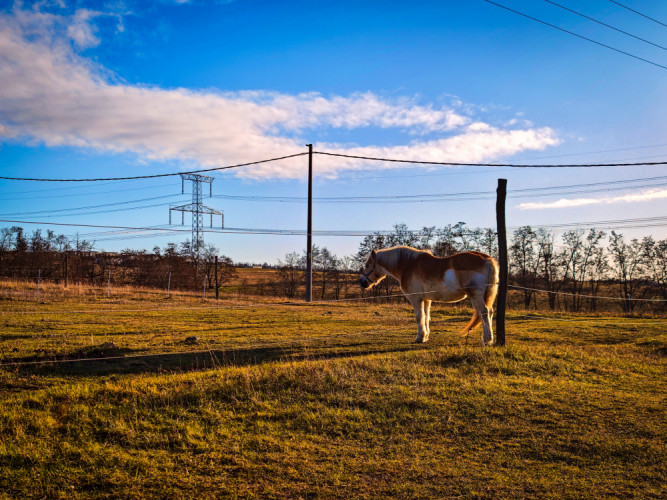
[0,279,665,499]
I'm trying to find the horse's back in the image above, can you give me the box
[446,251,495,271]
[402,250,493,281]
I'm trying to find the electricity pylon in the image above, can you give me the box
[169,173,224,259]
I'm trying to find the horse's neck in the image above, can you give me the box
[378,249,407,282]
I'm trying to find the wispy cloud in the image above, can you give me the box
[0,3,560,179]
[517,188,667,210]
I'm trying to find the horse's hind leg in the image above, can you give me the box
[424,299,432,338]
[470,291,493,346]
[410,297,429,343]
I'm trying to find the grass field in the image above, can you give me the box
[0,279,665,498]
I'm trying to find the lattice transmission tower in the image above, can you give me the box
[169,173,224,259]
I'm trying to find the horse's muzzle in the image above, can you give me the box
[360,276,370,289]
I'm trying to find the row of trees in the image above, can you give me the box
[509,226,666,313]
[0,226,235,291]
[1,223,665,313]
[271,223,666,313]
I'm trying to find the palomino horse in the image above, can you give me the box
[360,246,499,345]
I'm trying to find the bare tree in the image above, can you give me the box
[640,237,667,308]
[277,252,302,299]
[510,226,539,308]
[355,233,387,267]
[608,231,644,313]
[560,229,606,312]
[339,255,357,298]
[586,241,609,312]
[415,226,436,250]
[433,224,461,257]
[387,223,418,247]
[536,228,561,310]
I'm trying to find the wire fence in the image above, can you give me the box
[1,148,666,369]
[0,283,665,369]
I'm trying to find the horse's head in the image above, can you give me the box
[360,249,386,289]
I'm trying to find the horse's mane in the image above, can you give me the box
[377,246,433,274]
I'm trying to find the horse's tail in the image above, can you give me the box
[485,257,500,313]
[461,256,500,334]
[461,311,482,335]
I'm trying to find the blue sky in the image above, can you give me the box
[0,0,666,263]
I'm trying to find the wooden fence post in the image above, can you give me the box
[215,256,219,300]
[496,178,508,346]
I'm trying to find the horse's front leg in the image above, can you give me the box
[410,297,429,343]
[424,299,432,338]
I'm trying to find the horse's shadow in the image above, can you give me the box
[1,340,423,379]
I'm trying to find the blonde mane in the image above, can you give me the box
[376,246,433,276]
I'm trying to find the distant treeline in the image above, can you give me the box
[271,223,667,314]
[0,227,236,291]
[1,223,665,313]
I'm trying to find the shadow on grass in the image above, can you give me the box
[1,341,424,378]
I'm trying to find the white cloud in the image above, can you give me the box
[66,9,101,48]
[517,188,667,210]
[0,123,17,138]
[0,5,560,179]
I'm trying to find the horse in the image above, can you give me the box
[360,246,499,345]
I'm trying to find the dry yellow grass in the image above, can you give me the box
[0,279,665,498]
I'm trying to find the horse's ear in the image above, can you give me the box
[371,249,377,258]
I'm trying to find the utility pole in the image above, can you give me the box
[496,178,508,347]
[306,144,313,302]
[169,173,224,260]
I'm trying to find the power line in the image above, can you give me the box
[0,152,308,182]
[335,153,667,180]
[0,194,183,218]
[314,150,667,167]
[5,202,179,220]
[0,180,128,196]
[482,0,667,70]
[0,182,175,201]
[520,215,667,231]
[3,215,667,239]
[607,0,667,28]
[340,144,667,171]
[514,174,667,192]
[0,220,187,233]
[334,167,517,181]
[542,0,667,51]
[210,179,667,204]
[1,151,667,184]
[490,143,667,161]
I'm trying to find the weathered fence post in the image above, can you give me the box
[167,271,171,298]
[203,276,207,299]
[36,269,41,299]
[496,178,508,346]
[64,253,68,288]
[215,255,219,300]
[306,144,313,302]
[107,269,111,297]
